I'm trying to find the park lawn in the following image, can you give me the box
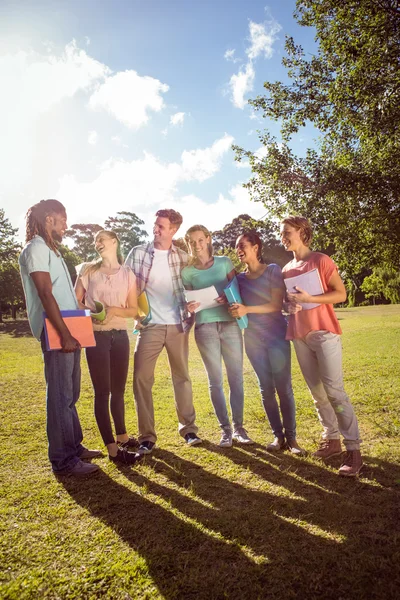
[0,306,399,600]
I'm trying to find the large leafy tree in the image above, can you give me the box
[104,211,148,256]
[0,208,21,262]
[212,214,291,267]
[65,224,103,261]
[0,209,23,321]
[234,0,400,299]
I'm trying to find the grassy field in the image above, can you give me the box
[1,306,400,599]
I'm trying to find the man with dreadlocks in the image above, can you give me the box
[19,199,101,477]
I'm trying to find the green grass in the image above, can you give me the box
[1,306,400,599]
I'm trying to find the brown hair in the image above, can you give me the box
[281,215,313,246]
[84,230,124,275]
[185,224,213,265]
[25,199,66,254]
[155,208,183,230]
[236,232,264,263]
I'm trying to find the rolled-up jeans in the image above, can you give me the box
[41,332,83,473]
[244,329,296,440]
[293,330,361,450]
[195,320,244,431]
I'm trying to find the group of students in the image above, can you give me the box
[18,200,363,479]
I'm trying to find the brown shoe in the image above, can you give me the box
[266,436,287,452]
[287,439,307,456]
[339,450,363,477]
[313,439,342,459]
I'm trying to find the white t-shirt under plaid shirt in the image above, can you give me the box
[125,242,192,331]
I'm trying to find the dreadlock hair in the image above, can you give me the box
[84,230,124,276]
[25,199,66,254]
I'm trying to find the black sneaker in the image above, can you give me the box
[138,441,155,455]
[118,435,139,449]
[109,448,143,465]
[184,432,202,446]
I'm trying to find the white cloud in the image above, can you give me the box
[180,134,234,182]
[89,70,169,129]
[224,49,239,63]
[88,130,98,145]
[227,16,281,109]
[246,20,281,60]
[229,62,255,109]
[170,111,185,126]
[56,134,236,233]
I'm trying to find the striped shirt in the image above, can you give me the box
[125,242,193,332]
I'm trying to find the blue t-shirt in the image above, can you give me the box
[181,256,234,324]
[237,264,287,340]
[19,236,78,340]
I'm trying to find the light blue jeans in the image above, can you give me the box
[195,321,244,431]
[244,329,296,440]
[41,333,84,472]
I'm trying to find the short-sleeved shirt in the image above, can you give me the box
[79,263,136,331]
[237,264,288,341]
[181,256,234,324]
[19,236,78,340]
[282,252,342,340]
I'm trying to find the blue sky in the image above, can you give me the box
[0,0,318,242]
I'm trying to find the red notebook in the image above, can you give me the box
[43,310,96,351]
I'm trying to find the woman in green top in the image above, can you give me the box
[182,224,253,447]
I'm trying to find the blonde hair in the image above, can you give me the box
[281,215,313,246]
[185,224,213,265]
[84,230,124,275]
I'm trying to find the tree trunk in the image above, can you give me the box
[11,305,17,319]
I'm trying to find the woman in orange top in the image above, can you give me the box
[280,216,362,477]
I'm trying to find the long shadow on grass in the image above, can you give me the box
[133,447,399,599]
[0,319,32,338]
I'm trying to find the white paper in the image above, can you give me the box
[185,286,220,313]
[284,268,324,310]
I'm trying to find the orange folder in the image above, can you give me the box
[43,310,96,351]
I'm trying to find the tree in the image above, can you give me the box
[0,208,21,262]
[65,224,103,261]
[234,0,400,296]
[361,266,400,305]
[0,261,25,319]
[59,245,81,283]
[212,214,291,267]
[104,211,148,257]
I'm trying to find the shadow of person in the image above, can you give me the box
[129,447,400,598]
[61,469,276,599]
[0,319,32,338]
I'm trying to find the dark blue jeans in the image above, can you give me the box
[244,330,296,440]
[86,330,130,446]
[41,333,83,473]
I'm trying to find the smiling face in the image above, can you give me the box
[187,230,211,259]
[94,231,117,258]
[235,235,259,264]
[153,216,176,247]
[279,223,303,252]
[46,211,67,243]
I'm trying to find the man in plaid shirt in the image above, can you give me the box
[125,209,202,454]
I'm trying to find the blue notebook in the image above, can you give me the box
[223,277,248,330]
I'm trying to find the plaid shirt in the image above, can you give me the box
[125,242,193,332]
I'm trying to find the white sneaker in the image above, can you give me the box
[219,431,232,447]
[233,427,254,445]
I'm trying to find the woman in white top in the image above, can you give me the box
[75,230,141,465]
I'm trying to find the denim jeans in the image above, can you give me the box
[244,330,296,440]
[195,321,244,431]
[86,330,130,446]
[293,330,361,450]
[41,333,83,473]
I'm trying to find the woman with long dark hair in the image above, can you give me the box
[75,230,142,465]
[280,216,362,476]
[230,232,304,454]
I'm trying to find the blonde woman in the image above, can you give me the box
[75,230,142,465]
[280,216,363,476]
[182,224,253,447]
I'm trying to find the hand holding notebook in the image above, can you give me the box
[284,268,324,310]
